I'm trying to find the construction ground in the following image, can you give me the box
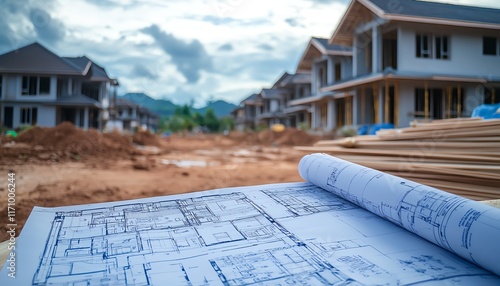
[0,123,320,241]
[2,118,500,242]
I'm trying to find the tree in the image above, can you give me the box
[193,112,205,127]
[204,108,220,132]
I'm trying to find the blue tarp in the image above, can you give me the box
[471,104,500,119]
[358,123,395,135]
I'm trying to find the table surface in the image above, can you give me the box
[1,199,499,270]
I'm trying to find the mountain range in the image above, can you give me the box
[119,93,237,118]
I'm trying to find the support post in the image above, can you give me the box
[385,81,390,123]
[361,87,366,124]
[346,96,353,126]
[424,81,429,119]
[373,84,380,124]
[394,82,399,127]
[83,108,89,130]
[458,83,462,117]
[327,99,335,131]
[446,86,452,118]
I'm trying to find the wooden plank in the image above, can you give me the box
[295,146,500,164]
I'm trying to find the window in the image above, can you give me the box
[335,63,342,81]
[416,34,431,58]
[81,82,100,101]
[483,37,497,55]
[435,36,449,59]
[416,34,449,59]
[415,89,426,117]
[22,76,50,95]
[0,75,3,98]
[20,107,38,125]
[39,77,50,94]
[318,65,327,87]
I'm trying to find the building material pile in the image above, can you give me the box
[296,118,500,200]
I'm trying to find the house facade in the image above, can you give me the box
[293,37,352,132]
[0,42,118,130]
[246,72,312,129]
[233,0,500,133]
[322,0,500,129]
[232,93,262,131]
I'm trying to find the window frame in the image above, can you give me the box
[21,76,51,96]
[335,63,342,82]
[318,64,327,87]
[416,34,432,58]
[435,36,449,60]
[483,36,498,56]
[416,34,450,60]
[20,107,38,125]
[414,88,427,118]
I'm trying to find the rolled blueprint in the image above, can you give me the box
[299,153,500,276]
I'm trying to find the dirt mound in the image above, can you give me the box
[133,131,161,147]
[230,129,320,146]
[5,122,136,162]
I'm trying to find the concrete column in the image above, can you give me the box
[311,103,317,129]
[372,26,382,73]
[378,85,384,123]
[353,35,358,77]
[68,78,73,95]
[83,107,89,129]
[327,99,335,131]
[311,62,317,95]
[75,109,81,127]
[327,56,335,85]
[352,91,359,126]
[50,76,57,98]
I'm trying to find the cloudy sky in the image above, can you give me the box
[1,0,499,106]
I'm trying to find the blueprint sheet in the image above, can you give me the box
[0,160,499,285]
[299,153,500,277]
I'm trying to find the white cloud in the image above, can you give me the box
[2,0,500,106]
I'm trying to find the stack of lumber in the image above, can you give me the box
[296,118,500,200]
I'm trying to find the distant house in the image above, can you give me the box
[294,37,352,132]
[275,72,311,128]
[0,42,119,130]
[107,98,159,133]
[232,93,262,131]
[317,0,500,130]
[233,72,312,131]
[257,87,288,127]
[138,107,160,132]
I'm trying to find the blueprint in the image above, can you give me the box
[299,153,500,277]
[0,157,499,285]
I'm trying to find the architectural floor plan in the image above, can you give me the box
[1,154,500,285]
